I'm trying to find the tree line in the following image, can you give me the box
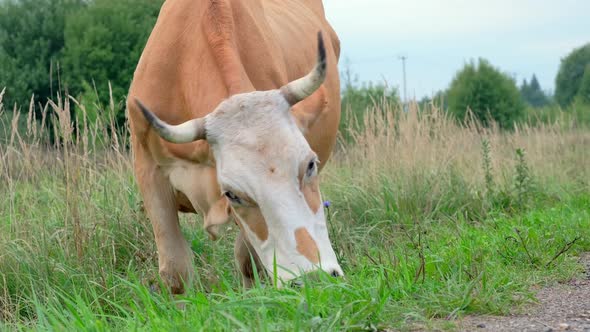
[1,0,589,134]
[0,0,163,128]
[441,44,590,129]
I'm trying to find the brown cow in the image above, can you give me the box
[127,0,342,293]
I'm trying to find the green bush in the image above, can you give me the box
[447,59,525,129]
[555,43,590,107]
[339,66,400,140]
[340,82,399,137]
[62,0,163,128]
[573,65,590,105]
[0,0,84,107]
[0,0,162,131]
[522,102,590,128]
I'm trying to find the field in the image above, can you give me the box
[1,92,589,331]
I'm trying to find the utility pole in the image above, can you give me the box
[399,55,408,112]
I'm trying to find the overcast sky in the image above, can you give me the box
[323,0,590,99]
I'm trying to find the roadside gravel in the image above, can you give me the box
[459,253,590,332]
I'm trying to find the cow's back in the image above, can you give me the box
[128,0,340,166]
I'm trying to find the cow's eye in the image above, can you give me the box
[306,159,317,178]
[224,191,242,205]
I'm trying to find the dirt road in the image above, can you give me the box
[459,254,590,332]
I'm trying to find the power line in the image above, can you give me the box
[346,55,398,64]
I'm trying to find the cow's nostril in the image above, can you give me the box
[330,270,341,278]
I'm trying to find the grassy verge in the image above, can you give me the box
[1,95,589,330]
[1,191,588,331]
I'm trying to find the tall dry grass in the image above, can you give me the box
[335,98,588,186]
[0,90,148,323]
[324,99,589,226]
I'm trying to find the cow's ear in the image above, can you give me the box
[291,85,328,133]
[204,197,231,240]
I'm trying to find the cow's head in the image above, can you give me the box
[135,32,342,283]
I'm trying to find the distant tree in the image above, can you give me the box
[529,75,541,91]
[447,58,525,128]
[520,74,549,107]
[339,61,400,139]
[341,82,400,120]
[574,65,590,105]
[419,90,448,110]
[62,0,163,128]
[339,81,400,138]
[555,43,590,106]
[0,0,84,108]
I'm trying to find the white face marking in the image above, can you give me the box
[205,90,342,282]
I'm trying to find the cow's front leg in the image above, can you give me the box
[136,159,193,294]
[234,230,264,288]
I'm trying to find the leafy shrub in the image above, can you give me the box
[339,66,400,141]
[555,43,590,107]
[0,0,84,107]
[340,82,399,138]
[573,65,590,105]
[447,58,525,129]
[522,103,590,128]
[62,0,163,128]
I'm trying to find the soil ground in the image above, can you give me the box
[458,253,590,332]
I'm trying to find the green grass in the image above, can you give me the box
[1,165,589,331]
[1,99,589,330]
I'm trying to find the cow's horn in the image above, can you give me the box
[280,31,327,106]
[135,98,206,143]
